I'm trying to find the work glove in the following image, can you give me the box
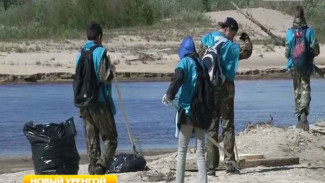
[162,94,173,106]
[239,32,253,60]
[239,32,250,41]
[110,64,116,74]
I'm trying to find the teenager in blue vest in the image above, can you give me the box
[285,6,320,131]
[75,22,117,174]
[200,17,252,174]
[162,37,208,183]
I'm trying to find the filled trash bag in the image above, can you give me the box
[107,153,147,173]
[23,117,80,174]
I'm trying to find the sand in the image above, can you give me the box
[0,8,325,83]
[1,122,324,183]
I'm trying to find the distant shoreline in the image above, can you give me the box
[2,68,325,84]
[0,68,317,84]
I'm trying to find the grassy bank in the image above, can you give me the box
[0,0,211,40]
[0,0,324,42]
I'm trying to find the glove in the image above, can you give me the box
[110,64,116,74]
[238,32,253,60]
[162,94,173,106]
[239,32,250,41]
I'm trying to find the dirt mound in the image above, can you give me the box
[238,122,325,166]
[120,122,325,182]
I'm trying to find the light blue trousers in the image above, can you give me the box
[176,124,207,183]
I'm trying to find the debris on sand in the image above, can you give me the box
[244,114,273,133]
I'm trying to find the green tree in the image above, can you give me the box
[203,0,210,12]
[2,0,13,10]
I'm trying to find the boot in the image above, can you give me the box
[225,160,240,174]
[88,164,95,175]
[207,169,216,176]
[94,164,106,175]
[296,112,309,131]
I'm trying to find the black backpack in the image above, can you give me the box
[73,45,102,108]
[291,27,311,71]
[189,55,214,130]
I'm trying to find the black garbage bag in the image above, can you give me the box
[23,117,80,174]
[107,153,147,173]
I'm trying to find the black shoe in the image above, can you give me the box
[88,164,95,175]
[225,161,240,174]
[226,167,240,174]
[207,169,216,176]
[296,112,309,131]
[94,165,106,175]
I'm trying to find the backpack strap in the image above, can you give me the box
[101,84,109,107]
[81,44,102,54]
[90,45,113,112]
[212,38,227,50]
[301,27,308,35]
[291,26,308,35]
[188,54,204,74]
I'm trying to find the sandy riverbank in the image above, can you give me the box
[1,8,325,83]
[1,43,324,83]
[1,122,324,183]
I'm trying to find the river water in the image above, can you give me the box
[0,79,325,156]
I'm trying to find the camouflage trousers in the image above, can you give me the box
[206,81,236,170]
[291,70,311,117]
[80,102,118,174]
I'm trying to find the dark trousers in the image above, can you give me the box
[206,81,235,169]
[80,102,118,174]
[291,69,311,117]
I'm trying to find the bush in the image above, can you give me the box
[0,0,159,39]
[0,0,215,39]
[171,10,209,27]
[1,0,323,42]
[122,0,155,26]
[303,0,325,41]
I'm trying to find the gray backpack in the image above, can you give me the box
[202,38,227,90]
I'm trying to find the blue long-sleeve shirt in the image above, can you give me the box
[285,26,319,70]
[201,31,240,81]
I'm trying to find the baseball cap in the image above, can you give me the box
[218,17,239,32]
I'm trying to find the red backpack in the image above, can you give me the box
[291,27,310,71]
